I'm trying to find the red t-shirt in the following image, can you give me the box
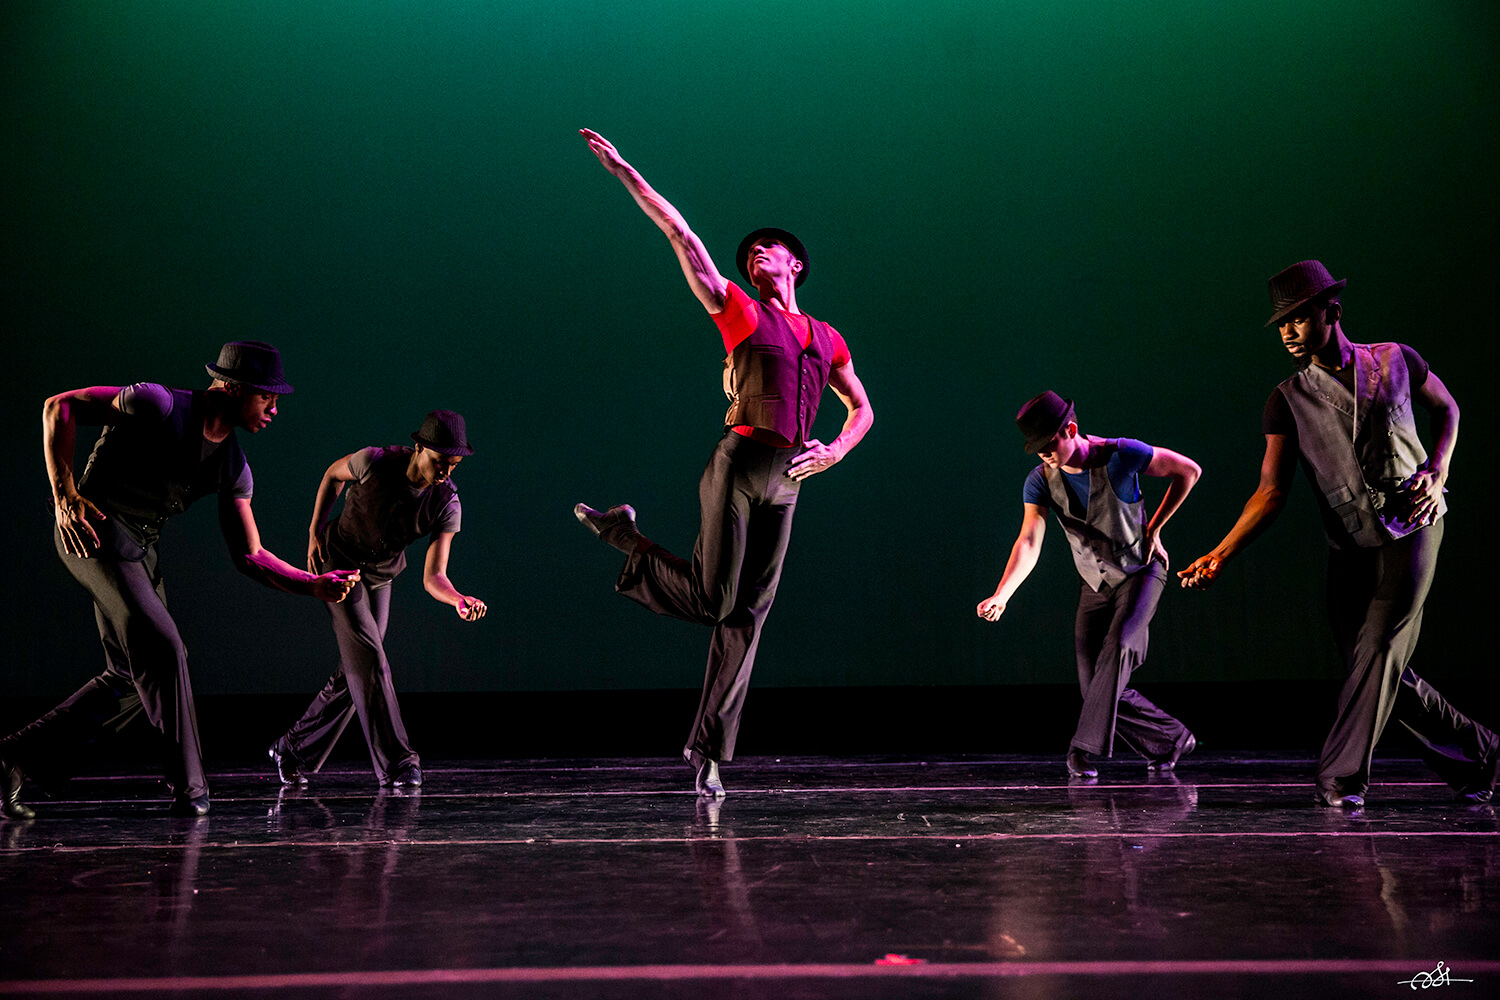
[712,283,852,445]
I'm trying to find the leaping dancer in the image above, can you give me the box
[574,129,873,798]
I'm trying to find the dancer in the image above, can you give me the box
[574,128,873,797]
[978,391,1199,778]
[1180,260,1498,807]
[269,411,485,789]
[0,342,358,818]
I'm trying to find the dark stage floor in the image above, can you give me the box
[2,754,1498,999]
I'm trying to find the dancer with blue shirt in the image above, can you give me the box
[977,391,1200,779]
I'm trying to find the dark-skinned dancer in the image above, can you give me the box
[0,342,358,818]
[269,411,486,789]
[573,129,874,798]
[1180,261,1497,808]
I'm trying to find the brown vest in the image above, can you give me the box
[722,301,836,446]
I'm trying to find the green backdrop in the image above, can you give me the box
[3,0,1495,696]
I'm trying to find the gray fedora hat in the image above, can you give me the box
[410,410,474,456]
[205,341,295,394]
[1265,260,1346,327]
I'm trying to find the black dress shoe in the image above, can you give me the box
[696,759,726,799]
[168,793,211,817]
[1458,751,1499,804]
[268,741,307,787]
[1065,748,1097,778]
[1,758,35,821]
[573,503,642,553]
[387,763,423,788]
[1148,733,1197,771]
[685,749,726,798]
[1314,789,1365,809]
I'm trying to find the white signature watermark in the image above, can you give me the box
[1397,961,1474,990]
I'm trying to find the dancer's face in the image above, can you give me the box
[411,445,463,487]
[746,240,802,285]
[1278,299,1338,363]
[1036,422,1082,469]
[231,387,279,433]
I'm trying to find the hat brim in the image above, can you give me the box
[410,432,474,457]
[737,228,808,288]
[1022,402,1075,454]
[1264,278,1346,327]
[205,364,295,395]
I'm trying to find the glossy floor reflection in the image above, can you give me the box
[2,754,1498,999]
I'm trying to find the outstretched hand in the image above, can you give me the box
[977,596,1007,622]
[55,492,106,558]
[457,596,487,622]
[314,569,361,603]
[580,128,629,176]
[1177,554,1221,590]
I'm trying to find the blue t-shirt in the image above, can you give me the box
[1022,438,1153,511]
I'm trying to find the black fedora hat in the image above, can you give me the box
[410,410,474,456]
[1265,260,1346,327]
[205,341,294,394]
[1016,390,1075,454]
[736,227,809,287]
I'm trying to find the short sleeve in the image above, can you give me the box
[117,383,175,422]
[1401,344,1430,393]
[229,460,254,501]
[826,325,852,368]
[1112,438,1154,478]
[712,283,761,353]
[345,446,383,484]
[1022,466,1051,508]
[1263,388,1296,437]
[435,493,462,535]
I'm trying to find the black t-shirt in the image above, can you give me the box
[1262,345,1430,438]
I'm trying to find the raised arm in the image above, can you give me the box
[1404,370,1458,527]
[977,504,1049,621]
[43,386,123,557]
[220,497,359,602]
[786,361,875,481]
[423,531,487,621]
[1178,433,1296,589]
[1140,445,1203,568]
[580,128,729,313]
[307,453,358,572]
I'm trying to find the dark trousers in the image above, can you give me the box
[278,579,418,783]
[1071,562,1190,758]
[0,526,207,800]
[1318,520,1497,797]
[616,432,801,762]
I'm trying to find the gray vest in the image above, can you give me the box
[1278,342,1441,549]
[1043,451,1150,591]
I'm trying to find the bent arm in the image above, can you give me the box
[307,453,358,571]
[1406,371,1458,526]
[1179,434,1296,588]
[221,498,358,601]
[978,505,1048,620]
[787,361,874,481]
[1142,444,1203,543]
[580,129,729,313]
[423,531,486,620]
[44,386,123,556]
